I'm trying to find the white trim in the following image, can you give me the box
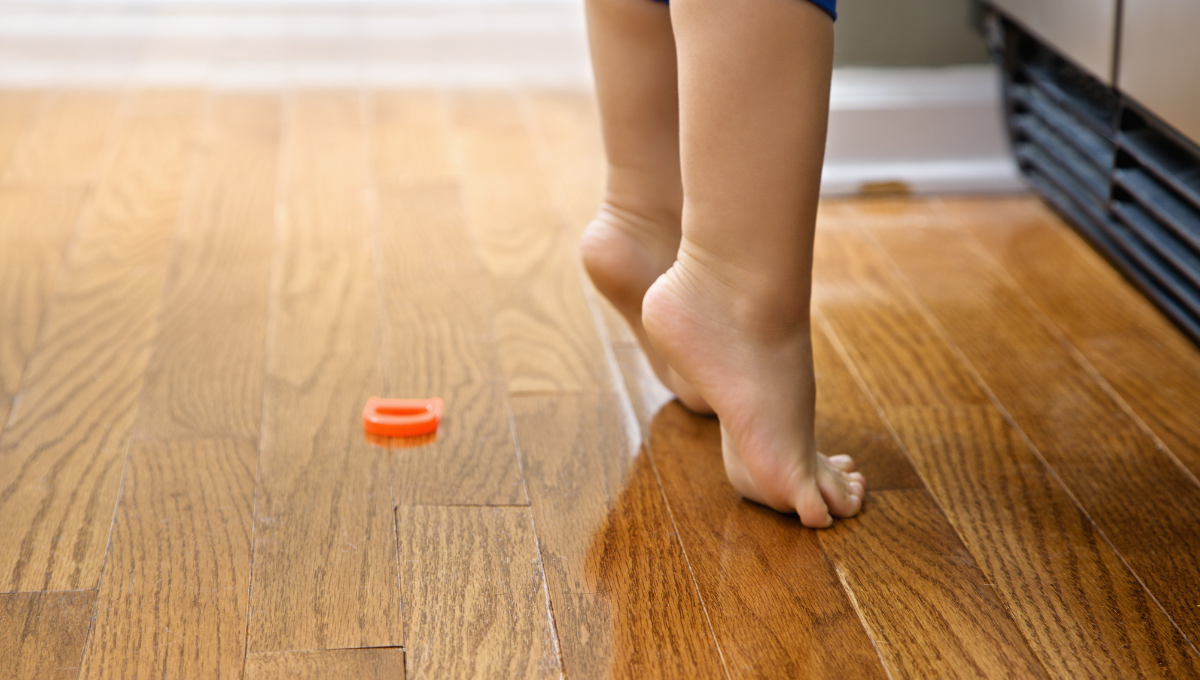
[822,65,1023,195]
[0,6,1023,194]
[821,159,1026,195]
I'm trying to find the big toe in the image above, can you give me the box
[793,483,834,528]
[825,454,857,473]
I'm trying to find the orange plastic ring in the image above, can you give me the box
[362,396,442,437]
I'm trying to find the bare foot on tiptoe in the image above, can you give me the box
[642,240,865,527]
[580,202,714,414]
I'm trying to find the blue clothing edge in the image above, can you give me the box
[651,0,836,21]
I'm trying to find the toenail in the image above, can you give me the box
[849,481,864,496]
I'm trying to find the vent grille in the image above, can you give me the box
[992,11,1200,343]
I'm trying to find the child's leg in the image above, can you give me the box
[643,0,865,527]
[580,0,711,413]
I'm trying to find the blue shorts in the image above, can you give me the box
[651,0,835,21]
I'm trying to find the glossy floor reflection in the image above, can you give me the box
[1,89,1199,679]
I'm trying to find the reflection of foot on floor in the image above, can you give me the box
[643,238,865,528]
[581,202,713,414]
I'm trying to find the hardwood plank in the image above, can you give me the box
[812,320,924,490]
[0,91,45,174]
[0,93,200,593]
[885,405,1199,677]
[247,92,400,652]
[820,489,1048,679]
[134,93,280,440]
[812,216,1200,675]
[78,439,255,680]
[374,91,456,185]
[812,227,989,407]
[0,187,88,428]
[0,590,95,680]
[376,184,525,506]
[399,505,560,680]
[962,197,1200,495]
[648,402,885,679]
[817,196,941,232]
[245,648,405,680]
[1,91,124,186]
[513,394,723,679]
[870,218,1200,649]
[450,91,611,394]
[524,92,638,345]
[523,92,605,237]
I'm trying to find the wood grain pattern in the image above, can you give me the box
[524,92,638,348]
[812,218,1200,675]
[450,91,612,394]
[134,93,280,440]
[0,94,200,593]
[812,227,988,407]
[398,505,560,680]
[885,405,1200,677]
[812,320,924,490]
[0,187,88,428]
[514,394,723,679]
[963,196,1200,491]
[248,92,400,652]
[820,489,1048,679]
[870,219,1200,649]
[0,590,95,680]
[0,92,124,185]
[523,92,606,238]
[648,402,885,679]
[375,184,525,506]
[0,91,45,174]
[244,648,405,680]
[78,439,256,680]
[374,91,456,185]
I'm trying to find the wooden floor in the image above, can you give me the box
[1,88,1200,679]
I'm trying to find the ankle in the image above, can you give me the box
[603,162,683,233]
[673,238,813,338]
[593,201,679,254]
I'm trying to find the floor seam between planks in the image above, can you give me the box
[517,89,734,679]
[953,202,1200,494]
[239,89,292,680]
[362,88,414,664]
[832,563,897,680]
[854,220,1200,660]
[72,90,210,679]
[811,314,995,677]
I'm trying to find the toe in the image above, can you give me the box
[825,454,856,473]
[793,483,834,528]
[820,468,864,519]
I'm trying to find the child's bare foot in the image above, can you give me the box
[643,240,865,527]
[581,202,714,414]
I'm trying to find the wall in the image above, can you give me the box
[833,0,989,68]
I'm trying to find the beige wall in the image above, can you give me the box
[833,0,990,67]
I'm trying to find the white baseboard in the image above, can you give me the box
[821,158,1024,195]
[0,5,1024,194]
[822,65,1024,195]
[0,3,592,89]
